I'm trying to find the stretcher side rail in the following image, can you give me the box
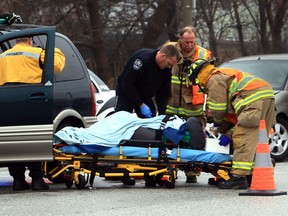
[119,139,177,148]
[52,143,177,164]
[52,148,231,171]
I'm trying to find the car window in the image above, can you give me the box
[220,60,288,90]
[89,71,111,92]
[54,36,86,81]
[35,35,86,82]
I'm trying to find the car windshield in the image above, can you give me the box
[220,60,288,90]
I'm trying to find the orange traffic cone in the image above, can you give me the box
[239,120,287,196]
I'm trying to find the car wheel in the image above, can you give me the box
[269,117,288,161]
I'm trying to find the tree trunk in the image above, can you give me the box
[86,0,115,88]
[258,0,269,53]
[233,1,248,56]
[266,0,287,53]
[198,0,218,58]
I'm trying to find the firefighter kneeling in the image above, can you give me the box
[189,58,276,189]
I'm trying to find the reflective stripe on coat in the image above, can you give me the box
[166,42,212,118]
[206,68,274,124]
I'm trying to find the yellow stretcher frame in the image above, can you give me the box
[44,142,232,189]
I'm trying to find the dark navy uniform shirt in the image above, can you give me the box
[116,49,171,114]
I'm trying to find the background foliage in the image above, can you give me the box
[1,0,287,88]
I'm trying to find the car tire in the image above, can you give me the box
[269,116,288,161]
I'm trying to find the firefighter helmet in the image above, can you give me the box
[188,58,215,84]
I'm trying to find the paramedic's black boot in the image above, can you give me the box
[32,178,49,190]
[122,177,135,186]
[13,179,30,191]
[218,176,248,189]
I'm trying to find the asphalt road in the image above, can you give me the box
[0,161,288,216]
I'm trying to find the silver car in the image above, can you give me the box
[219,54,288,161]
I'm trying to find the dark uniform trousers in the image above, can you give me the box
[8,162,44,180]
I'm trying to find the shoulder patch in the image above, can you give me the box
[133,59,143,70]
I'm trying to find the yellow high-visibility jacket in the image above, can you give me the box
[0,43,65,85]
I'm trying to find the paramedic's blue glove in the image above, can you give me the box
[219,134,231,147]
[213,122,220,127]
[140,104,152,118]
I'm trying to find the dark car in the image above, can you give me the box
[219,54,288,161]
[0,23,97,163]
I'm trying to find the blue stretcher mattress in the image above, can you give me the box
[58,145,232,164]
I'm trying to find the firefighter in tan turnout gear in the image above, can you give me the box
[188,58,276,189]
[165,26,212,183]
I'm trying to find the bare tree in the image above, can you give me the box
[233,1,248,56]
[257,0,270,53]
[1,0,288,84]
[242,0,288,54]
[86,0,114,88]
[265,0,288,53]
[197,0,219,57]
[141,0,176,48]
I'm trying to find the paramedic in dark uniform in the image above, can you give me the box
[0,37,65,190]
[115,45,180,118]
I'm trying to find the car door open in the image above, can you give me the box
[0,26,57,162]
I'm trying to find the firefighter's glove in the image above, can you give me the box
[140,104,152,118]
[218,134,230,147]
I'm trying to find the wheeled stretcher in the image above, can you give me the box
[45,138,232,189]
[45,111,233,189]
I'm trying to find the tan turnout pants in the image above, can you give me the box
[231,98,276,176]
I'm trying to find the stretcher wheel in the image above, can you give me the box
[75,174,86,189]
[122,177,136,185]
[155,174,165,186]
[46,161,65,183]
[145,176,156,187]
[208,177,218,185]
[64,179,73,188]
[165,179,175,189]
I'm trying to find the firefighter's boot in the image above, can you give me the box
[218,175,248,189]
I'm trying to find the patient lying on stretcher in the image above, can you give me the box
[53,111,232,164]
[51,112,233,189]
[54,111,203,149]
